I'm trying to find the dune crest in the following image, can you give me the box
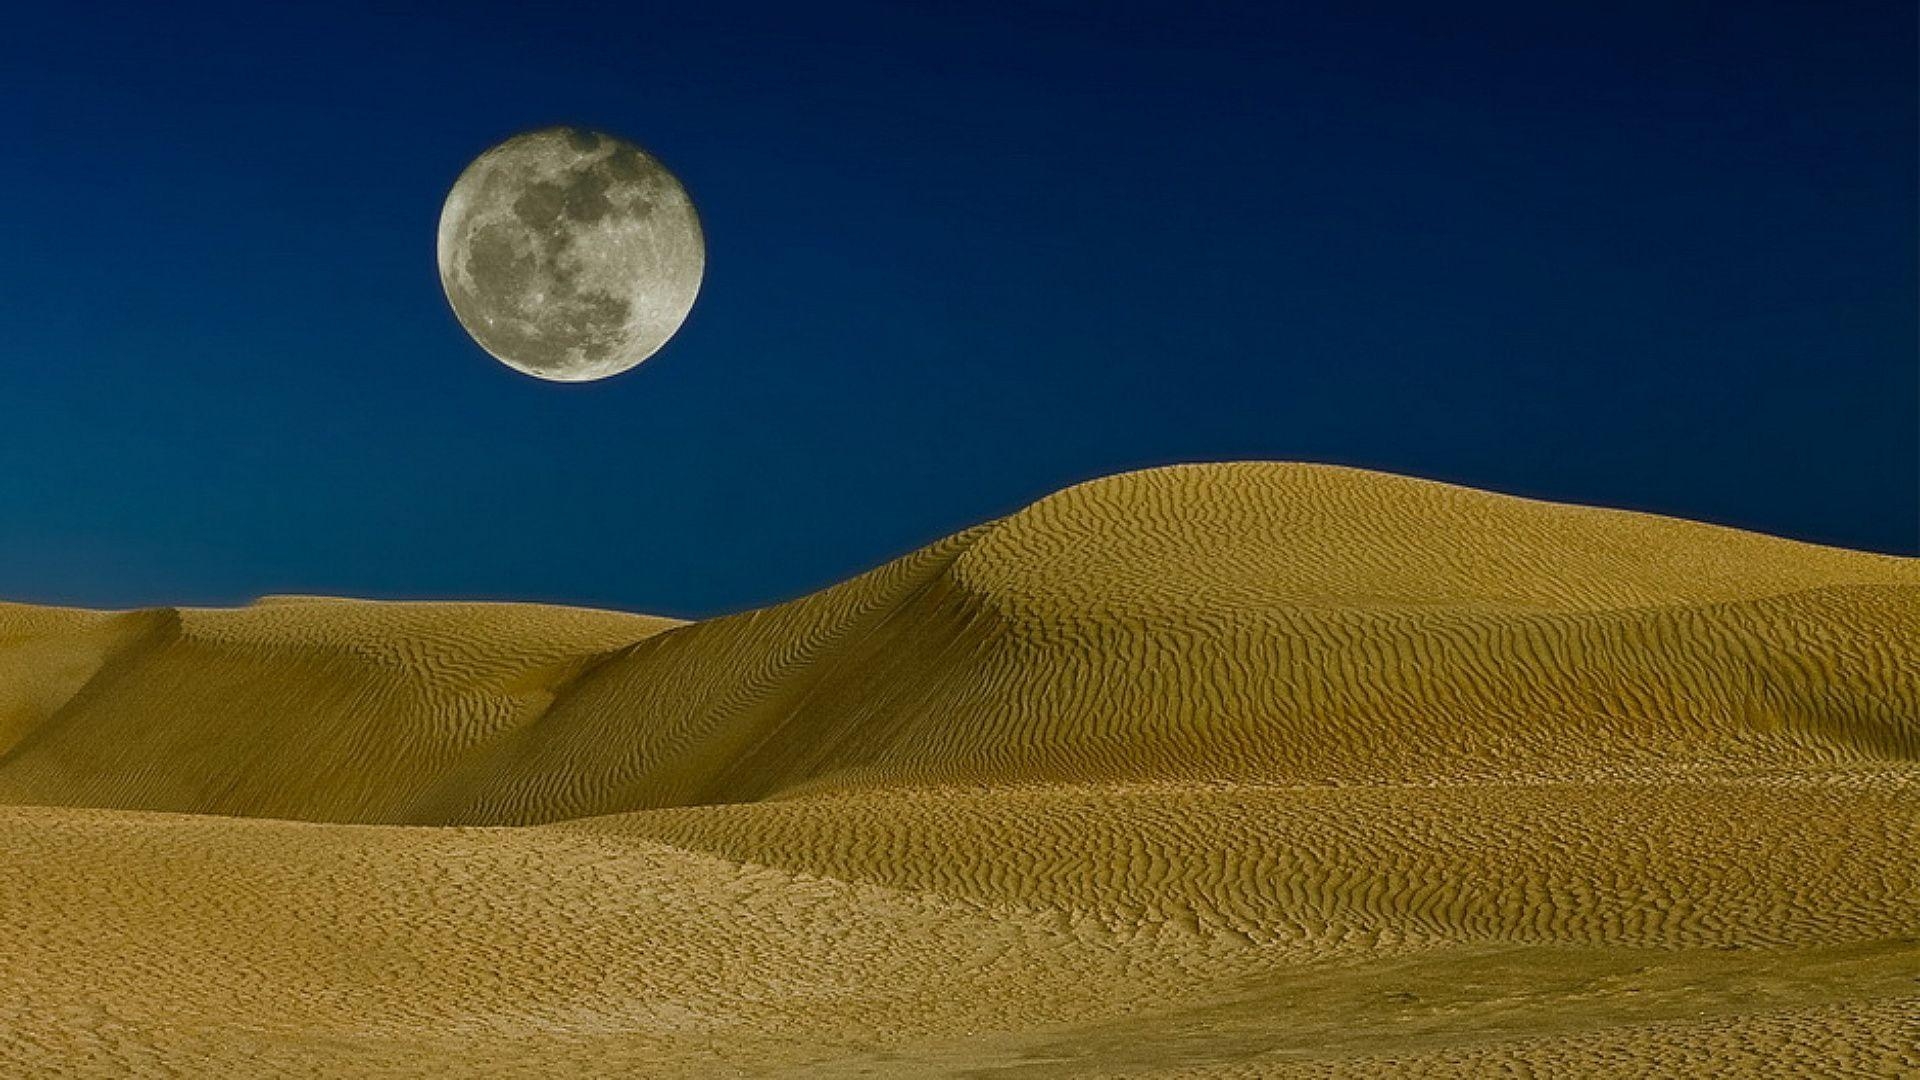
[0,463,1914,1075]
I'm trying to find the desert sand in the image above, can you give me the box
[0,462,1913,1076]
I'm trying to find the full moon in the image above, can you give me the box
[437,127,704,381]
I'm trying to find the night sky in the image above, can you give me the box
[2,2,1913,618]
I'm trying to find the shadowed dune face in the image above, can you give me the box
[0,600,680,823]
[0,463,1915,1075]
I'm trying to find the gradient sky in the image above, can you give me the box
[2,2,1914,618]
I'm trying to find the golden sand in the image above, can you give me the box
[0,463,1912,1075]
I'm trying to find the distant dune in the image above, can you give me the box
[0,463,1913,1076]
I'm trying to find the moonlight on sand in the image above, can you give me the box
[437,127,704,382]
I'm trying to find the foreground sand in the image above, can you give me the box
[0,463,1913,1076]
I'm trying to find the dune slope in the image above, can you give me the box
[0,462,1914,1076]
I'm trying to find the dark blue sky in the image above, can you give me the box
[2,2,1913,617]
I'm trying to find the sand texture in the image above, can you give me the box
[0,463,1913,1076]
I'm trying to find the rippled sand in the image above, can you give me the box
[0,463,1913,1076]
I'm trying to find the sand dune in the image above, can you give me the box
[0,463,1913,1075]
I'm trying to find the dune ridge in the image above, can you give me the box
[0,462,1913,1076]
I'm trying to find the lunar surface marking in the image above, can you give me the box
[437,127,704,381]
